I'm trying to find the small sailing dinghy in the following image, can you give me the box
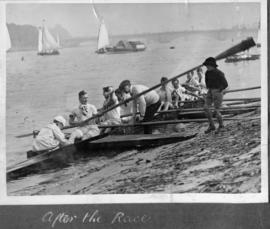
[95,19,111,53]
[6,24,11,52]
[37,21,60,56]
[93,5,146,54]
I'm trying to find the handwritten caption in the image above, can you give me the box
[42,210,151,228]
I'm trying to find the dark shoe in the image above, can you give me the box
[204,126,216,134]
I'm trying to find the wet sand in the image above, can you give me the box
[8,109,261,195]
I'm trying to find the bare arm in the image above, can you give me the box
[69,113,80,126]
[52,127,68,146]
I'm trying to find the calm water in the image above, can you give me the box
[6,30,260,169]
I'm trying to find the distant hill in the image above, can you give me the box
[50,24,72,40]
[7,23,72,51]
[7,23,38,50]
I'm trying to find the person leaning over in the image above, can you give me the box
[118,80,161,134]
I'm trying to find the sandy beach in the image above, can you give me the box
[7,107,261,195]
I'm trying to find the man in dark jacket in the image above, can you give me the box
[203,57,228,133]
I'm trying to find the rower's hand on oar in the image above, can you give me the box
[135,116,144,123]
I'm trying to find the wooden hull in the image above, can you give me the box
[7,133,196,181]
[88,133,196,151]
[96,48,146,54]
[37,50,60,56]
[7,134,107,181]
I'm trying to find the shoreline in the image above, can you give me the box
[7,108,261,195]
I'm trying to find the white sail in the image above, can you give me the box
[38,27,43,52]
[97,20,110,50]
[56,34,60,48]
[6,24,11,51]
[43,26,58,50]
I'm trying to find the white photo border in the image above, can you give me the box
[0,0,268,204]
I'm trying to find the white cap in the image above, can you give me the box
[53,116,66,127]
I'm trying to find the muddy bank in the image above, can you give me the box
[8,109,261,195]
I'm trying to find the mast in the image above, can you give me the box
[38,27,43,53]
[6,24,11,51]
[56,34,60,48]
[256,21,261,47]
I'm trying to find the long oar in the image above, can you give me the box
[15,37,256,138]
[225,86,261,94]
[97,117,260,128]
[77,37,256,126]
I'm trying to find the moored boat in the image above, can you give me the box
[225,52,260,63]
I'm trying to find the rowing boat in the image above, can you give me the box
[7,134,108,181]
[7,133,196,181]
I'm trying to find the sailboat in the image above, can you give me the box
[95,19,111,53]
[92,4,146,54]
[6,24,11,52]
[37,21,60,56]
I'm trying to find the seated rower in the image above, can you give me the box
[156,77,174,111]
[184,71,200,88]
[32,116,69,152]
[118,80,161,134]
[100,86,121,133]
[68,90,100,143]
[171,78,187,108]
[115,88,133,123]
[196,67,208,95]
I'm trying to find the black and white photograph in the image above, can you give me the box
[1,0,267,202]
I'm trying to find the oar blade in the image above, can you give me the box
[215,37,256,60]
[16,133,34,138]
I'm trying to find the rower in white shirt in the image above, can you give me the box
[68,90,100,143]
[115,88,133,123]
[171,78,188,108]
[118,80,161,134]
[156,77,174,111]
[101,86,121,125]
[32,116,69,151]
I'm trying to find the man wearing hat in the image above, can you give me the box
[118,80,161,134]
[32,116,69,151]
[202,57,228,133]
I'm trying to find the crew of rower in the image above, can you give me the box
[32,57,227,152]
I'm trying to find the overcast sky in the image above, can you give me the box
[6,2,260,37]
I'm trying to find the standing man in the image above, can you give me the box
[68,90,100,143]
[202,57,228,133]
[118,80,161,134]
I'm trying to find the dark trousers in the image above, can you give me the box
[143,100,161,134]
